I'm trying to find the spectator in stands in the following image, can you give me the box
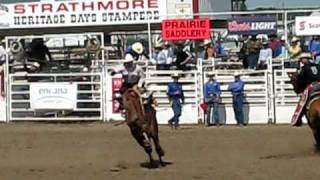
[163,42,174,68]
[309,36,320,64]
[167,72,185,129]
[197,41,206,60]
[203,39,215,60]
[215,39,226,58]
[247,35,262,69]
[26,38,53,73]
[268,34,281,58]
[204,72,221,126]
[152,42,170,70]
[288,37,302,59]
[278,36,288,58]
[228,72,245,126]
[239,36,249,69]
[257,40,273,70]
[125,42,146,61]
[174,41,193,71]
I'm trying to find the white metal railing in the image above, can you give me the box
[8,72,103,121]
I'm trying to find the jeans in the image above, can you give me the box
[169,98,182,127]
[207,102,220,125]
[232,94,244,125]
[247,54,259,69]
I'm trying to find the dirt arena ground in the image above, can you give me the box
[0,123,320,180]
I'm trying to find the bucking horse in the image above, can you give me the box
[288,71,320,148]
[122,89,165,168]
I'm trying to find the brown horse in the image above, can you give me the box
[123,89,165,167]
[288,72,320,147]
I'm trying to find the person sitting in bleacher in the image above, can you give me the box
[174,41,193,71]
[125,42,147,61]
[257,40,272,70]
[26,38,53,73]
[287,37,302,68]
[152,41,171,70]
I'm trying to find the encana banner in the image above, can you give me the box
[227,16,277,35]
[161,18,211,41]
[0,0,167,29]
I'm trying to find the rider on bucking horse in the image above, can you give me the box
[110,53,146,114]
[291,52,320,126]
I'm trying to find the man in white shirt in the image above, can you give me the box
[257,40,272,70]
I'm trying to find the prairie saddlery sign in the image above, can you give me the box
[0,0,167,29]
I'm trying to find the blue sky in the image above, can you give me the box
[246,0,320,9]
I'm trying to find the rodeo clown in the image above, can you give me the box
[167,72,185,129]
[291,52,320,126]
[110,54,146,113]
[125,42,148,61]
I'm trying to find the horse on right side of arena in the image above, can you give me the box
[288,71,320,147]
[123,89,165,167]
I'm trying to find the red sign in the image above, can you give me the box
[112,78,123,113]
[162,18,211,41]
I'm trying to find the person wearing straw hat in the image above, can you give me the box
[167,72,185,129]
[288,36,302,59]
[110,54,145,111]
[291,52,320,126]
[228,72,245,126]
[125,42,146,61]
[204,72,221,126]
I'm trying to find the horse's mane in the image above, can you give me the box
[123,89,145,124]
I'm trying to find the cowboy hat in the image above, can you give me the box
[123,54,135,63]
[291,36,300,42]
[234,72,240,77]
[207,72,215,77]
[132,42,144,54]
[203,39,212,46]
[154,41,164,48]
[299,52,312,60]
[171,72,180,78]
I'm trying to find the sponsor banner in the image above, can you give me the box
[0,0,167,29]
[112,78,123,113]
[30,83,77,110]
[162,18,211,41]
[296,16,320,36]
[227,16,277,35]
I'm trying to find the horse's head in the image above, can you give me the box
[287,71,305,94]
[144,92,158,108]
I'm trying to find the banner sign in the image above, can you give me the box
[30,83,77,110]
[296,16,320,36]
[112,78,123,113]
[227,16,277,35]
[161,18,211,41]
[0,0,167,29]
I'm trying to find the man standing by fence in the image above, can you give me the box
[167,72,185,129]
[204,72,221,126]
[228,72,245,126]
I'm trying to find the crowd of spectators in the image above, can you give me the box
[144,34,320,71]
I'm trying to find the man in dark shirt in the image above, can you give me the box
[27,38,53,72]
[291,53,320,126]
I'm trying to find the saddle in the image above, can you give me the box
[292,82,320,126]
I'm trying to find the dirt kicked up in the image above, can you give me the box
[0,123,320,180]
